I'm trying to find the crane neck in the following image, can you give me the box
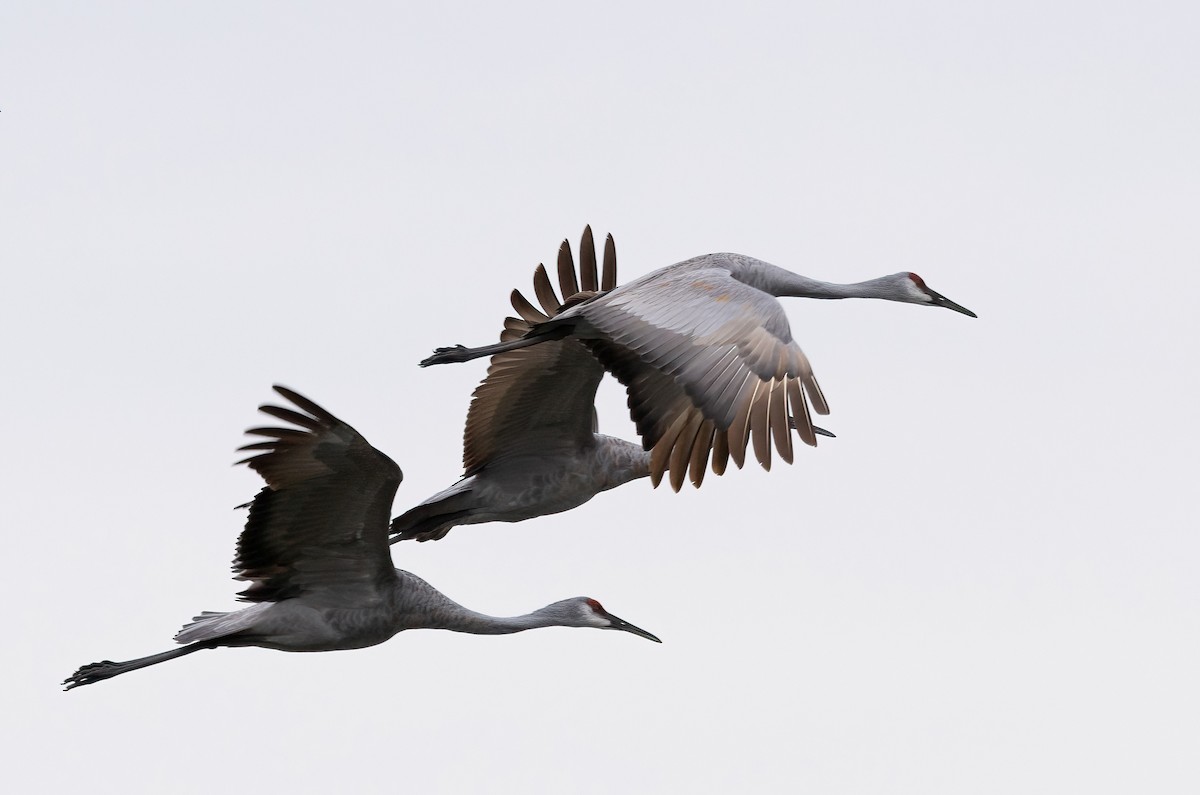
[773,274,893,300]
[723,256,900,301]
[391,571,569,636]
[438,607,564,636]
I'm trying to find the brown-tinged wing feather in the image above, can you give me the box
[565,260,827,486]
[511,287,550,325]
[601,234,617,290]
[462,228,619,473]
[532,264,561,317]
[557,239,580,298]
[579,225,598,291]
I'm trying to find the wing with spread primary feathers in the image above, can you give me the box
[460,227,617,475]
[568,259,829,490]
[233,386,402,602]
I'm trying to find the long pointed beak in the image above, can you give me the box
[928,289,977,318]
[605,613,662,643]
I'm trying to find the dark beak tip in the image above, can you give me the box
[609,615,662,643]
[938,298,977,318]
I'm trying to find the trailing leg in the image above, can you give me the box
[63,641,218,691]
[419,325,571,367]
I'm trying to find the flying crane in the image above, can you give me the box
[64,386,659,690]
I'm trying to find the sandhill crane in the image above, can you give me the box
[392,228,833,542]
[422,247,975,491]
[391,228,639,543]
[63,387,660,690]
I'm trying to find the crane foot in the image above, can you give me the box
[419,345,470,367]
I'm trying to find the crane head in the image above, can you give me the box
[904,273,977,318]
[584,597,662,642]
[542,597,662,642]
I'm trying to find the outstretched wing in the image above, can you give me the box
[566,257,829,490]
[460,227,617,475]
[233,386,402,602]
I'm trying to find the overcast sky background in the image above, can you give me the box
[3,2,1197,792]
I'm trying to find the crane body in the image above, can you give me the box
[422,248,975,491]
[394,230,838,541]
[64,386,660,690]
[393,435,650,542]
[392,229,643,542]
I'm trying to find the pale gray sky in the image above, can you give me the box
[3,2,1197,793]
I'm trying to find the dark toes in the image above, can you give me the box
[419,345,467,367]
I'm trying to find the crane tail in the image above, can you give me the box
[390,504,473,543]
[174,606,270,643]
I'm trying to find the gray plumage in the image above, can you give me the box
[63,386,660,691]
[393,228,838,541]
[392,228,649,542]
[422,247,976,491]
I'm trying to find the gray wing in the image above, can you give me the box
[233,386,402,602]
[570,261,829,490]
[461,228,616,474]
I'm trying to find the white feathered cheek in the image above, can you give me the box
[583,598,610,627]
[905,278,933,304]
[902,273,937,305]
